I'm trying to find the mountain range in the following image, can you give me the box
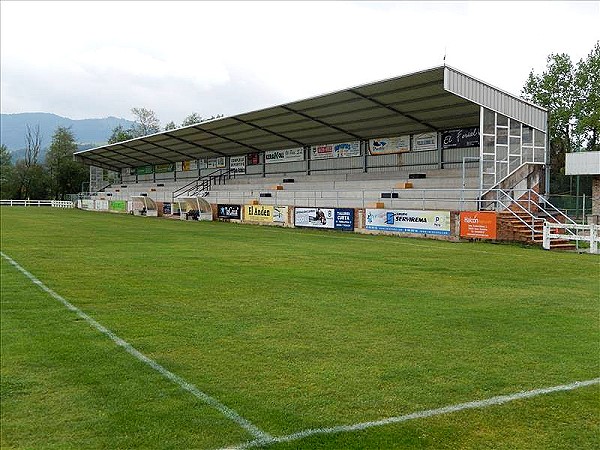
[1,112,134,160]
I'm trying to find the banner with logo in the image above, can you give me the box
[247,152,260,165]
[311,141,361,159]
[365,209,450,235]
[178,160,198,171]
[230,155,246,174]
[135,165,154,175]
[265,147,304,164]
[441,127,480,149]
[311,144,334,159]
[369,136,410,155]
[333,141,361,158]
[294,207,354,230]
[109,200,128,212]
[95,199,109,211]
[413,132,438,151]
[244,205,289,223]
[459,211,497,239]
[217,204,241,219]
[208,157,226,169]
[154,163,174,173]
[80,199,94,210]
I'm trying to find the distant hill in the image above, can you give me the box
[0,112,134,157]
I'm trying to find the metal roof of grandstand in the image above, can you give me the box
[74,65,547,172]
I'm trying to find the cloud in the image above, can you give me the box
[2,1,599,124]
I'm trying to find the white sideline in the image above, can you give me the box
[223,377,600,449]
[0,251,272,442]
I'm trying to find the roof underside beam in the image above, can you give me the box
[116,143,175,164]
[138,138,199,160]
[348,89,439,132]
[279,105,363,141]
[162,133,227,157]
[230,117,307,148]
[190,125,264,153]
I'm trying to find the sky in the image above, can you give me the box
[1,1,599,126]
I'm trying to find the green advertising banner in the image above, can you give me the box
[135,165,154,175]
[154,163,175,173]
[109,200,128,212]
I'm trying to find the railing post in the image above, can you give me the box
[542,221,550,250]
[590,224,598,254]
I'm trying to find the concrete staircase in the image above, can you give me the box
[497,211,576,250]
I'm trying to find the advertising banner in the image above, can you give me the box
[247,152,260,165]
[333,208,355,230]
[230,155,246,174]
[294,208,354,230]
[311,144,334,159]
[109,200,128,212]
[295,207,335,229]
[217,204,241,219]
[163,202,172,215]
[208,157,226,169]
[369,136,410,155]
[459,211,497,239]
[333,141,361,158]
[135,165,154,175]
[95,200,109,211]
[154,163,174,173]
[179,160,198,171]
[442,127,480,149]
[244,204,274,222]
[413,132,438,151]
[272,206,288,223]
[197,159,208,169]
[243,205,288,223]
[265,147,304,164]
[80,199,94,209]
[365,209,451,235]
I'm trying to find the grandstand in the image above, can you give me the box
[73,65,578,248]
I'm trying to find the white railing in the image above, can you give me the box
[0,199,74,208]
[543,222,599,254]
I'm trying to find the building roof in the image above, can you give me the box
[74,65,547,172]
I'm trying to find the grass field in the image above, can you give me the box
[1,207,599,449]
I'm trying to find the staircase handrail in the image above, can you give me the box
[172,168,236,198]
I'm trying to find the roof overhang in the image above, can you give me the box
[74,65,547,172]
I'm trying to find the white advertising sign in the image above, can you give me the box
[95,199,109,211]
[369,136,410,155]
[229,155,246,174]
[311,144,333,159]
[207,157,226,169]
[333,141,361,158]
[294,207,335,229]
[413,132,438,151]
[265,147,304,164]
[365,209,451,235]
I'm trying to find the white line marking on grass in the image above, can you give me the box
[223,377,600,449]
[1,251,272,442]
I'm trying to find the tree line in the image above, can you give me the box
[0,110,221,199]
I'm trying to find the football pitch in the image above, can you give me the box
[1,207,598,449]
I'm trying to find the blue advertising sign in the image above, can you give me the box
[334,208,354,230]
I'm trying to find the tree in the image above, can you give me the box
[8,124,49,199]
[574,42,600,152]
[130,107,160,137]
[0,144,13,199]
[45,126,88,200]
[181,113,203,127]
[108,124,134,144]
[521,42,599,193]
[164,121,177,131]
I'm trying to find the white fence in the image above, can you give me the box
[0,199,74,208]
[543,221,599,254]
